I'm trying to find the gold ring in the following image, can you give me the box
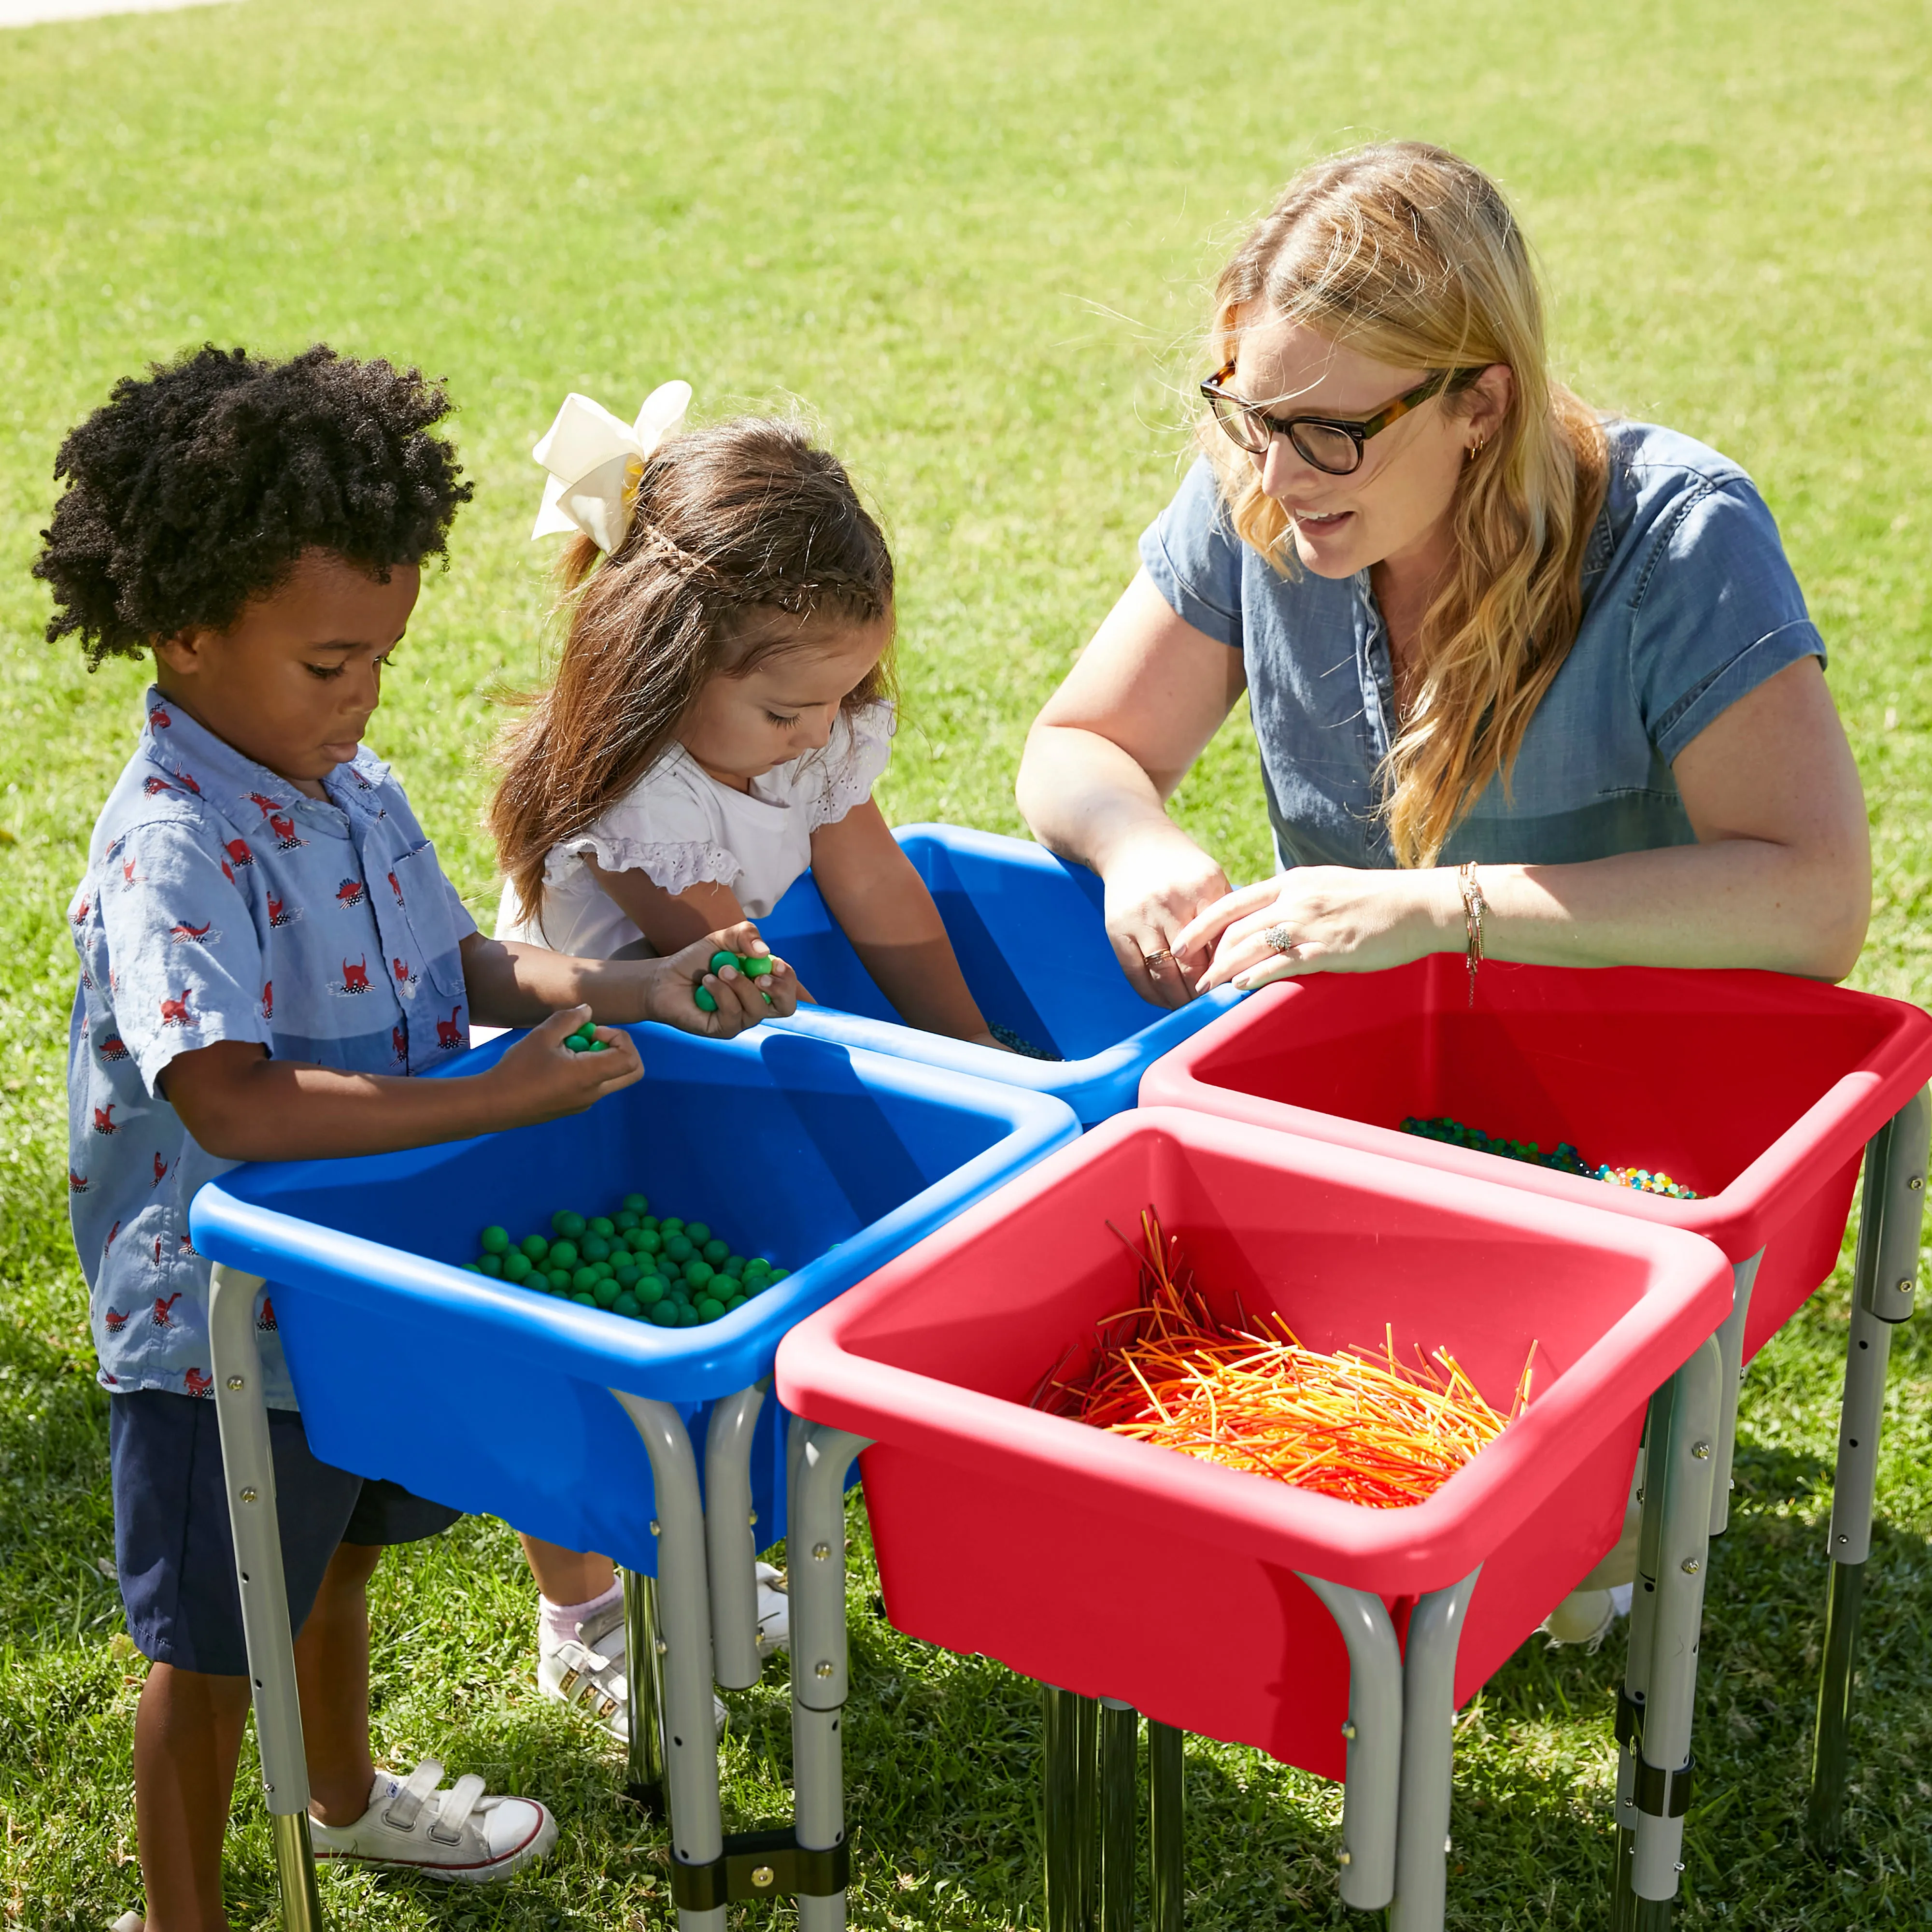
[1142,948,1173,967]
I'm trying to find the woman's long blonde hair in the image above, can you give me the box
[1205,142,1607,867]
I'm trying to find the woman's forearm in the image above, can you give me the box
[1016,721,1201,874]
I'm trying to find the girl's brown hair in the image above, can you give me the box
[1205,141,1608,867]
[490,416,896,926]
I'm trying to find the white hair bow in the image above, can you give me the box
[529,380,693,553]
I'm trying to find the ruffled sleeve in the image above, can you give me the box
[804,701,896,833]
[545,754,745,898]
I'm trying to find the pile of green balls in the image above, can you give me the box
[462,1192,793,1326]
[693,949,775,1013]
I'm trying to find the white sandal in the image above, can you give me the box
[308,1761,556,1882]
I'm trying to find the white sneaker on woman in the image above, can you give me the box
[308,1762,556,1881]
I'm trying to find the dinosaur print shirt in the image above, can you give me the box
[66,689,477,1408]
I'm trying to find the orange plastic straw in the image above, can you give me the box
[1032,1209,1536,1510]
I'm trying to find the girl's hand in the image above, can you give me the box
[1099,826,1234,1010]
[1183,867,1459,992]
[639,924,800,1036]
[485,1006,645,1124]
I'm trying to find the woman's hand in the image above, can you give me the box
[1100,826,1235,1009]
[635,923,800,1035]
[485,1007,646,1125]
[1182,867,1458,992]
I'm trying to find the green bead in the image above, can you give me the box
[614,1264,640,1289]
[724,1254,746,1276]
[572,1292,598,1307]
[664,1233,694,1263]
[637,1214,659,1233]
[614,1209,639,1232]
[581,1234,610,1262]
[725,1295,747,1313]
[548,1240,579,1270]
[683,1260,713,1289]
[701,1237,729,1265]
[548,1269,571,1293]
[696,1296,725,1322]
[659,1216,683,1233]
[461,1261,483,1274]
[709,949,739,976]
[694,986,718,1013]
[478,1253,503,1277]
[678,1303,702,1327]
[769,1268,790,1283]
[633,1228,662,1255]
[613,1292,641,1319]
[587,1216,614,1237]
[592,1277,621,1308]
[635,1275,666,1307]
[572,1265,599,1293]
[686,1222,712,1246]
[480,1225,510,1253]
[520,1234,550,1261]
[552,1210,585,1238]
[622,1192,650,1213]
[564,1035,585,1052]
[648,1300,679,1327]
[505,1252,532,1281]
[589,1040,610,1052]
[742,953,773,978]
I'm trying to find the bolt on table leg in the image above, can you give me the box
[622,1567,668,1815]
[614,1392,724,1932]
[1147,1720,1184,1932]
[1808,1087,1928,1854]
[1630,1338,1721,1909]
[1298,1574,1403,1912]
[1097,1699,1137,1932]
[704,1382,769,1690]
[1388,1568,1481,1932]
[208,1264,326,1932]
[790,1419,870,1932]
[1707,1252,1760,1538]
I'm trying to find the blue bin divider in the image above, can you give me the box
[756,823,1241,1125]
[189,1023,1078,1575]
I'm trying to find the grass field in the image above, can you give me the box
[3,0,1931,1926]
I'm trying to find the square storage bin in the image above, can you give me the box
[760,823,1239,1123]
[189,1024,1079,1574]
[1140,958,1932,1361]
[776,1107,1730,1776]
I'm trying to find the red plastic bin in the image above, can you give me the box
[775,1108,1731,1776]
[1140,959,1932,1362]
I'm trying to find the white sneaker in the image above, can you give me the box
[755,1562,789,1657]
[1542,1580,1635,1650]
[539,1592,729,1741]
[309,1762,556,1882]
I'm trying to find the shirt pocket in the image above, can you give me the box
[388,843,469,1000]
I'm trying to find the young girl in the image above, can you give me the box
[488,391,1004,1734]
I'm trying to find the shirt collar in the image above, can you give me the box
[139,686,390,822]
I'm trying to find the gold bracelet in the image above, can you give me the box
[1458,861,1487,1007]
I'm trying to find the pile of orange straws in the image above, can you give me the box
[1031,1210,1536,1510]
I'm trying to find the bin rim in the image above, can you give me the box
[1139,964,1932,1261]
[188,1025,1080,1402]
[776,1105,1735,1595]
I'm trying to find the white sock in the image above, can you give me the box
[538,1579,622,1653]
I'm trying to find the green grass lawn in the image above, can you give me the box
[3,0,1931,1925]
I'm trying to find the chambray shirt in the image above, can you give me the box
[1139,421,1826,869]
[66,691,477,1409]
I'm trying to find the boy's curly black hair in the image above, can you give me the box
[34,343,475,667]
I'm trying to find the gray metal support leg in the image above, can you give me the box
[704,1382,768,1690]
[208,1264,326,1932]
[1808,1088,1929,1852]
[1611,1401,1667,1932]
[622,1567,668,1814]
[1299,1574,1404,1911]
[1629,1338,1723,1912]
[1043,1688,1082,1932]
[1708,1252,1760,1537]
[1073,1692,1098,1931]
[1388,1569,1482,1932]
[788,1417,870,1932]
[1097,1699,1137,1932]
[613,1392,724,1932]
[1147,1720,1184,1932]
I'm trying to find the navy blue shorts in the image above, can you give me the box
[110,1389,461,1677]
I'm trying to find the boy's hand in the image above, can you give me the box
[640,924,799,1036]
[485,1006,644,1125]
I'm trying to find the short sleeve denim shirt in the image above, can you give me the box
[66,690,478,1409]
[1138,422,1826,870]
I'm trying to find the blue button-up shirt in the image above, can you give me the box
[67,690,477,1408]
[1140,421,1826,869]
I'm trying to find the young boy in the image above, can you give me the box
[37,344,794,1927]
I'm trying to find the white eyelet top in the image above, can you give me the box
[496,701,895,959]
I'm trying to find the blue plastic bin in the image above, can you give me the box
[758,823,1240,1124]
[189,1023,1079,1575]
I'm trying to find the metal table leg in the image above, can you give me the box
[1388,1568,1482,1932]
[1299,1574,1404,1912]
[613,1392,724,1932]
[1097,1699,1137,1932]
[1611,1400,1664,1932]
[705,1382,769,1690]
[1808,1088,1929,1853]
[1042,1687,1083,1932]
[208,1263,326,1932]
[1629,1338,1723,1925]
[1708,1253,1760,1538]
[1147,1719,1184,1932]
[788,1419,871,1932]
[622,1567,668,1814]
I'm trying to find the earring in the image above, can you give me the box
[1467,438,1486,461]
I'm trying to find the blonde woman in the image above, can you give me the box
[1017,141,1869,1008]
